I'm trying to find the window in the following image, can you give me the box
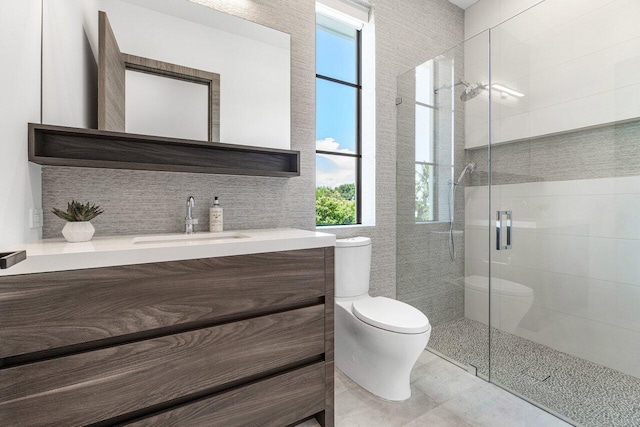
[315,13,362,226]
[414,59,454,223]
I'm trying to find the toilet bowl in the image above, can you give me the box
[464,275,534,333]
[334,237,431,402]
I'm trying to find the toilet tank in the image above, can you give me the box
[335,237,371,298]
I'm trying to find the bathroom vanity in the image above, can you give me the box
[0,229,335,426]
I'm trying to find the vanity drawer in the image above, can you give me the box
[0,248,326,361]
[127,362,326,426]
[0,305,325,426]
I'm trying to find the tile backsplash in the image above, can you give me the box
[42,167,313,238]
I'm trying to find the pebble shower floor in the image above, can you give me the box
[429,318,640,426]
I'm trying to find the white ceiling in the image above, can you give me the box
[448,0,479,9]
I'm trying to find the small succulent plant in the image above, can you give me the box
[52,201,104,222]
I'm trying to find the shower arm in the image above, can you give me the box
[434,80,470,94]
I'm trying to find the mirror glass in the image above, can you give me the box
[125,70,210,141]
[42,0,291,149]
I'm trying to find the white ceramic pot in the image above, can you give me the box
[62,221,95,243]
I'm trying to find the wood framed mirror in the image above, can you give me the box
[98,11,220,141]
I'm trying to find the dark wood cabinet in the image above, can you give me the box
[126,362,327,427]
[0,247,335,426]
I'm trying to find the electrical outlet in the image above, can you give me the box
[30,208,43,229]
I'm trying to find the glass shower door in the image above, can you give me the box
[396,31,492,379]
[487,1,640,425]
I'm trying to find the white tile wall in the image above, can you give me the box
[464,0,640,147]
[464,0,544,38]
[464,175,640,378]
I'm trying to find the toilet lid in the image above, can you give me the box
[352,297,430,334]
[336,237,371,248]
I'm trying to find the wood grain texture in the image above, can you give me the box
[0,306,325,427]
[122,54,219,84]
[125,362,326,427]
[122,53,221,142]
[315,362,335,427]
[28,123,300,177]
[210,75,221,142]
[98,11,126,132]
[320,247,335,427]
[0,248,325,361]
[324,247,335,362]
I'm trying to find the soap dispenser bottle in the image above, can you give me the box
[209,197,223,232]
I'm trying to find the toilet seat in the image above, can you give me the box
[352,297,430,334]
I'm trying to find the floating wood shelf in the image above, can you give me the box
[28,124,300,177]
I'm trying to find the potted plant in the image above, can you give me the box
[52,201,104,243]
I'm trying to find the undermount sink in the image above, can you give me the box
[132,232,249,245]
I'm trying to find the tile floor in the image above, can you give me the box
[430,318,640,426]
[297,350,569,427]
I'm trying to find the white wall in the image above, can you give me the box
[465,177,640,378]
[43,0,291,149]
[464,0,640,147]
[360,16,376,227]
[0,0,42,248]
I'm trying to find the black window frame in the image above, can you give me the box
[315,19,362,226]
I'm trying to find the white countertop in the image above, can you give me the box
[0,228,336,277]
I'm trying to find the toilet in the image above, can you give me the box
[464,275,534,333]
[334,237,431,402]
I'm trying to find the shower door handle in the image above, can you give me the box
[496,210,512,250]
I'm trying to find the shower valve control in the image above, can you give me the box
[496,210,513,250]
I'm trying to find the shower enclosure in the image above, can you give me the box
[396,0,640,425]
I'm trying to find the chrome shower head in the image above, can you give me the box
[455,162,477,185]
[460,83,487,102]
[467,161,477,173]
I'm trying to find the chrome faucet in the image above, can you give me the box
[185,196,198,234]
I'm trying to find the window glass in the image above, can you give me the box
[415,105,434,163]
[316,14,358,84]
[415,60,434,106]
[316,78,357,154]
[415,163,435,222]
[316,154,357,225]
[316,12,361,226]
[414,56,455,223]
